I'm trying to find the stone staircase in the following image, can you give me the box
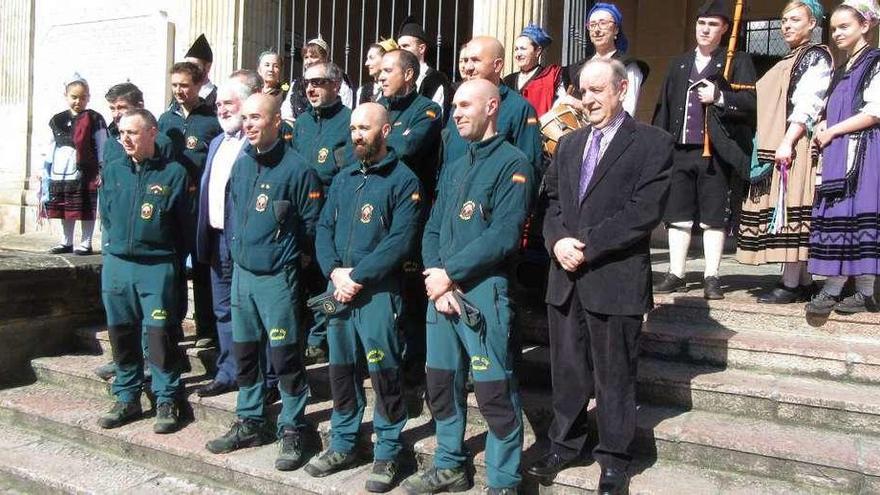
[1,275,879,493]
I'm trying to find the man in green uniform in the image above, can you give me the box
[96,109,193,434]
[158,61,222,349]
[205,93,323,473]
[304,102,422,493]
[378,48,442,391]
[94,83,176,382]
[442,36,543,179]
[291,61,355,364]
[402,79,535,495]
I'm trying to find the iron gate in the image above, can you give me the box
[278,0,473,87]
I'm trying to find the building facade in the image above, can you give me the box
[0,0,848,235]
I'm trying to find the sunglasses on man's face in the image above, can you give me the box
[305,78,334,87]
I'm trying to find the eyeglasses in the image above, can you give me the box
[305,78,334,87]
[588,19,616,30]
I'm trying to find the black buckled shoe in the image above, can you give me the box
[48,244,73,254]
[703,276,724,300]
[527,452,578,480]
[835,292,878,314]
[196,380,237,398]
[653,273,686,294]
[598,467,630,495]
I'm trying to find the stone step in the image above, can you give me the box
[0,420,239,494]
[641,321,880,385]
[0,382,483,495]
[0,382,850,494]
[518,348,880,435]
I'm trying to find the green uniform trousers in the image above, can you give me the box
[327,287,407,460]
[101,254,182,405]
[425,275,523,489]
[232,263,310,435]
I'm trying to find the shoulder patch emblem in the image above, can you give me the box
[426,110,437,119]
[317,147,329,163]
[512,173,527,184]
[283,132,293,141]
[402,128,411,136]
[281,82,291,92]
[526,117,538,125]
[140,202,154,220]
[411,192,421,202]
[186,135,199,150]
[459,200,476,221]
[393,121,403,127]
[308,191,322,200]
[360,203,374,223]
[255,193,269,212]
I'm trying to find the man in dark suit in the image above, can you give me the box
[528,58,673,495]
[651,0,756,300]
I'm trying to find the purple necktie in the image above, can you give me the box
[578,129,603,200]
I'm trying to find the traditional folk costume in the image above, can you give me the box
[651,0,757,299]
[41,107,107,252]
[737,43,832,267]
[808,47,880,308]
[502,24,563,118]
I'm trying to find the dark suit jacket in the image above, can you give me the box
[651,48,756,179]
[542,114,673,316]
[195,133,245,264]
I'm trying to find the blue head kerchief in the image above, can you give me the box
[520,23,553,48]
[587,2,629,53]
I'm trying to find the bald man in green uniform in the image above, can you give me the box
[205,94,323,472]
[402,79,535,495]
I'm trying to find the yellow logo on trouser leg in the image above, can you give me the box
[150,309,167,320]
[269,328,287,340]
[471,356,490,371]
[367,349,385,364]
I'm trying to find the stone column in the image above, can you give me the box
[471,0,549,75]
[0,0,35,234]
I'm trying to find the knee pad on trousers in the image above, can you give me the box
[329,364,357,412]
[233,341,260,387]
[370,368,405,423]
[108,325,139,366]
[146,326,180,372]
[425,367,456,421]
[473,379,518,439]
[668,221,693,230]
[269,344,307,395]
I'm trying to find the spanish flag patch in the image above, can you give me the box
[411,192,421,202]
[512,173,527,184]
[426,110,437,119]
[308,191,322,200]
[527,117,538,125]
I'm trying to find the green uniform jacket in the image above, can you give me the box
[99,147,193,259]
[228,139,324,275]
[158,99,222,180]
[442,84,543,180]
[315,148,423,287]
[422,134,535,287]
[291,98,354,188]
[105,123,175,164]
[380,91,442,198]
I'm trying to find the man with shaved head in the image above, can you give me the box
[442,36,542,177]
[534,58,672,493]
[304,102,422,492]
[403,79,535,495]
[205,93,324,473]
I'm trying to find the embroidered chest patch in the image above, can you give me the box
[140,202,154,220]
[360,203,374,223]
[317,147,329,163]
[186,136,199,150]
[255,193,269,212]
[459,200,476,221]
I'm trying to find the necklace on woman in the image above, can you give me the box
[847,42,869,71]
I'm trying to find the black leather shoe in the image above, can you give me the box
[653,273,686,294]
[703,276,724,300]
[196,380,237,398]
[48,244,73,254]
[73,246,93,255]
[527,452,577,480]
[598,467,630,495]
[757,284,805,304]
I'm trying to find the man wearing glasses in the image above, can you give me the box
[291,61,355,364]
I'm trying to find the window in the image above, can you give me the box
[743,18,827,77]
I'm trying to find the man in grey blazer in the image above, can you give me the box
[529,58,673,495]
